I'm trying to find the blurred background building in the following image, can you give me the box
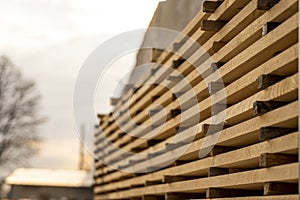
[4,168,93,200]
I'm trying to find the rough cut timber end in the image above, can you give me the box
[259,127,296,141]
[262,22,281,36]
[259,153,298,168]
[97,113,106,119]
[172,41,186,51]
[144,180,162,186]
[110,97,120,106]
[264,182,298,195]
[172,58,186,69]
[170,109,181,118]
[253,101,288,116]
[257,74,285,90]
[203,1,222,13]
[202,124,229,136]
[165,193,205,200]
[206,188,261,198]
[212,41,227,53]
[151,66,160,75]
[167,75,182,82]
[200,20,227,32]
[211,62,226,72]
[208,82,228,94]
[208,167,229,177]
[151,48,164,62]
[257,0,280,10]
[143,195,165,200]
[124,84,134,93]
[163,175,193,183]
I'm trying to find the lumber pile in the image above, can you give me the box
[94,0,299,199]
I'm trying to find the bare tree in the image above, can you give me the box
[0,56,43,167]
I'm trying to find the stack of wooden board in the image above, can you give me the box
[94,0,299,199]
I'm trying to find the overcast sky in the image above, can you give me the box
[0,0,161,170]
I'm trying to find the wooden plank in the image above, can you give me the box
[94,5,300,191]
[214,42,297,104]
[96,163,298,199]
[100,196,300,200]
[193,0,268,61]
[126,10,292,150]
[108,92,174,145]
[96,0,298,148]
[98,0,296,140]
[157,0,249,64]
[216,13,298,80]
[99,73,298,174]
[179,0,261,69]
[101,101,298,173]
[259,153,298,168]
[96,128,298,192]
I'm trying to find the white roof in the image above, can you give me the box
[5,168,93,188]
